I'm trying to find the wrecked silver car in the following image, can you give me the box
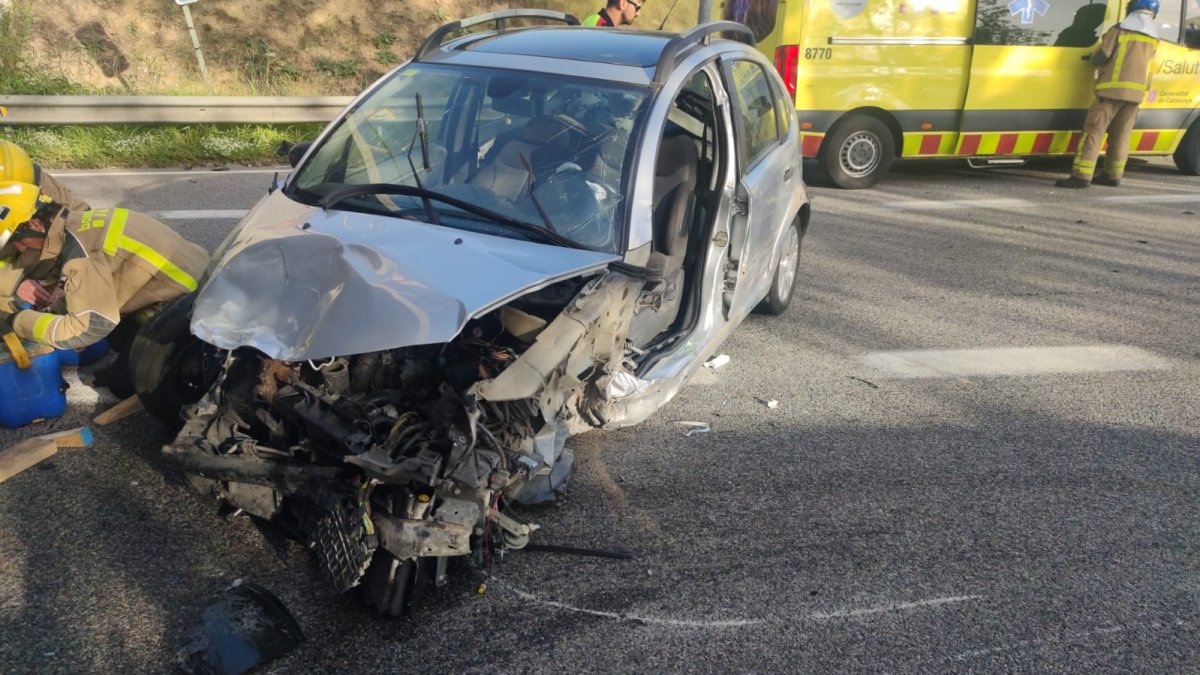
[135,11,811,615]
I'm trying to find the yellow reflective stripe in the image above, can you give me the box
[1126,34,1157,45]
[1097,81,1148,92]
[102,208,129,255]
[116,236,198,290]
[32,314,55,342]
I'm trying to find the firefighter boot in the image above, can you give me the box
[1055,177,1091,189]
[1092,174,1121,187]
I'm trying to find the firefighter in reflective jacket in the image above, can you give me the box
[583,0,641,27]
[0,181,208,365]
[1057,0,1161,188]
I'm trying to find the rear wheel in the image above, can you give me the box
[128,293,217,430]
[754,216,802,315]
[819,115,895,189]
[1173,122,1200,175]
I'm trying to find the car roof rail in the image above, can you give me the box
[654,21,756,85]
[415,9,581,61]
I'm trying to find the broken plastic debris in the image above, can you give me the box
[765,399,779,409]
[673,421,711,437]
[605,370,650,398]
[703,354,730,370]
[177,581,305,675]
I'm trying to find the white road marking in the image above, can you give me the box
[151,209,248,220]
[500,580,979,628]
[862,345,1172,378]
[808,595,981,620]
[890,194,1200,210]
[53,168,284,177]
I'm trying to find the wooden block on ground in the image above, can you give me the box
[93,395,144,426]
[0,438,58,483]
[36,426,94,448]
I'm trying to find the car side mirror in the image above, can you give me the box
[287,141,313,168]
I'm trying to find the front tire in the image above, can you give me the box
[754,216,802,315]
[1173,122,1200,175]
[819,114,895,189]
[128,293,216,430]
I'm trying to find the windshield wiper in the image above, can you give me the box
[318,183,586,249]
[517,152,557,233]
[405,92,440,225]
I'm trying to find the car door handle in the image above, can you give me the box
[784,166,794,182]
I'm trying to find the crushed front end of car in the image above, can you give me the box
[161,203,657,614]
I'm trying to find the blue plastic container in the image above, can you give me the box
[55,339,110,367]
[0,341,67,428]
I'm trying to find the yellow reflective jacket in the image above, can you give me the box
[1093,26,1159,104]
[9,208,209,349]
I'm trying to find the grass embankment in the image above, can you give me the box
[5,125,323,169]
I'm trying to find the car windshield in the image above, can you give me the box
[288,63,650,253]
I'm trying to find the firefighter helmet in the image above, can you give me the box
[0,181,42,250]
[0,141,35,185]
[1128,0,1159,16]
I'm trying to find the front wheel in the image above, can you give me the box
[818,115,895,189]
[128,293,218,430]
[1173,122,1200,175]
[754,216,803,315]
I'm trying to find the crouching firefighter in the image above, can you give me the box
[0,181,210,395]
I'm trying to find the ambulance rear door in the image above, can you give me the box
[961,0,1112,156]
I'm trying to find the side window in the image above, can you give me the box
[1157,0,1185,44]
[975,0,1103,47]
[728,60,781,168]
[1187,0,1200,48]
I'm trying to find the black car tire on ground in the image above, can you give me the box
[754,215,802,315]
[818,114,895,189]
[1173,121,1200,175]
[129,292,213,429]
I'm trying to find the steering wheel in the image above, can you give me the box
[552,114,591,137]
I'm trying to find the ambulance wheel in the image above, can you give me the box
[129,293,216,430]
[820,115,895,189]
[1173,122,1200,175]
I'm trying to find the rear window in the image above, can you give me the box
[975,0,1105,47]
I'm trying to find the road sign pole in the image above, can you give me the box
[179,3,213,93]
[699,0,712,22]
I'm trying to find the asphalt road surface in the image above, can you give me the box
[0,157,1196,672]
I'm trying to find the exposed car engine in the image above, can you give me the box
[165,277,599,615]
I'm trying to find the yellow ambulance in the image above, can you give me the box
[720,0,1200,187]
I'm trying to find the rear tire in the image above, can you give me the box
[818,114,895,189]
[754,216,802,315]
[129,293,216,430]
[1173,122,1200,175]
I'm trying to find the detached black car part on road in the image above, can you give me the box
[138,10,811,616]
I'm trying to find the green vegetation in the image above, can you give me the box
[4,124,323,168]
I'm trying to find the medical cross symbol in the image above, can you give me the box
[1008,0,1050,23]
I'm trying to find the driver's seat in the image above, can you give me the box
[647,131,698,276]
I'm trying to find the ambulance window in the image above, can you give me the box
[728,60,781,168]
[1157,0,1185,44]
[975,0,1103,47]
[1186,0,1200,48]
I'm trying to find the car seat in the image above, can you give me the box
[648,130,699,276]
[470,116,578,201]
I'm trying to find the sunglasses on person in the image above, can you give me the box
[628,0,642,10]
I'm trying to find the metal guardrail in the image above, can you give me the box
[0,95,355,125]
